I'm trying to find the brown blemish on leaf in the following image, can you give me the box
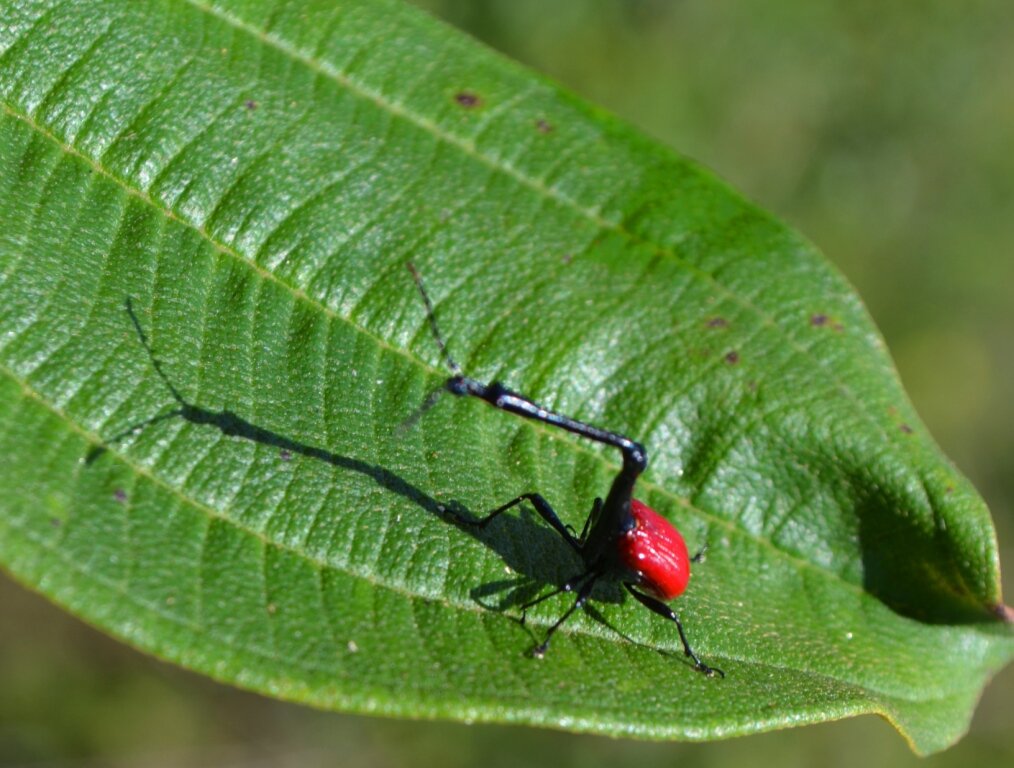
[707,317,728,329]
[899,423,913,434]
[455,91,482,108]
[244,99,258,110]
[114,488,128,503]
[536,118,553,133]
[280,449,292,461]
[724,350,740,365]
[810,313,844,332]
[561,252,573,264]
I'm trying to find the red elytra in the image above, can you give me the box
[618,499,691,601]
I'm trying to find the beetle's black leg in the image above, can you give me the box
[691,544,708,563]
[532,572,599,658]
[624,583,723,677]
[579,497,602,542]
[454,492,581,552]
[518,570,593,624]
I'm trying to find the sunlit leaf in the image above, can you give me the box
[0,0,1011,755]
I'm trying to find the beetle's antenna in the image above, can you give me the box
[407,262,461,375]
[396,384,446,435]
[399,262,461,434]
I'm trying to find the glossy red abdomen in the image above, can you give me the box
[618,499,691,601]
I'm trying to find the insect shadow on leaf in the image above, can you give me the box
[88,297,606,648]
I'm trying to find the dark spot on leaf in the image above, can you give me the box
[50,517,61,528]
[945,486,955,495]
[707,317,728,329]
[455,91,482,108]
[899,423,913,434]
[245,99,257,110]
[810,314,844,332]
[724,350,740,365]
[280,449,292,461]
[114,488,127,503]
[561,252,573,264]
[536,118,553,133]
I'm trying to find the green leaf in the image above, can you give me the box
[0,0,1011,755]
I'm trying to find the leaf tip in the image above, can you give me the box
[992,602,1014,623]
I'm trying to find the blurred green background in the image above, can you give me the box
[2,1,1012,765]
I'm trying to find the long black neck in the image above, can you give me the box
[445,375,647,559]
[447,376,645,463]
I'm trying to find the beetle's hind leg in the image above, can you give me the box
[624,583,724,677]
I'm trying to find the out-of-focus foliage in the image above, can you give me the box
[3,1,1012,765]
